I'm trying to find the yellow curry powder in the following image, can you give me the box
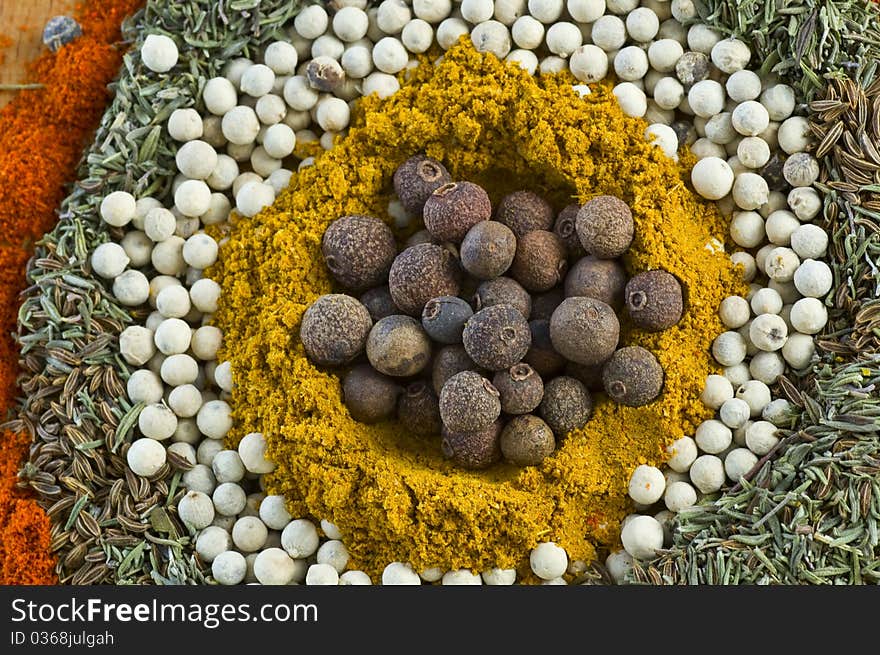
[210,42,744,577]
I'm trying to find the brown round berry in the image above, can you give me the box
[564,256,628,311]
[300,294,372,367]
[359,286,398,322]
[398,382,442,436]
[575,196,634,259]
[625,269,684,331]
[553,204,585,258]
[460,221,516,279]
[492,363,544,414]
[500,415,556,466]
[421,296,473,344]
[366,315,432,377]
[342,365,400,423]
[549,297,619,365]
[462,305,531,371]
[393,155,452,215]
[602,346,664,407]
[432,344,481,395]
[441,419,502,470]
[388,243,461,316]
[510,230,568,293]
[423,182,491,243]
[439,371,501,433]
[530,288,565,321]
[565,361,605,392]
[322,215,397,291]
[523,319,566,379]
[473,277,531,319]
[495,190,554,237]
[539,376,593,436]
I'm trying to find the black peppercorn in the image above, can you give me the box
[359,286,399,322]
[539,376,593,437]
[523,319,566,379]
[423,181,492,243]
[510,230,568,293]
[393,155,452,215]
[495,190,554,237]
[366,315,432,377]
[300,294,373,367]
[388,243,461,316]
[493,363,544,414]
[342,365,400,423]
[625,269,684,331]
[473,276,531,320]
[602,346,664,407]
[460,221,517,280]
[575,196,634,259]
[398,382,442,436]
[553,204,585,258]
[760,151,788,192]
[441,419,503,470]
[462,305,532,371]
[421,296,474,344]
[500,415,556,466]
[439,371,501,433]
[432,344,481,395]
[549,297,619,366]
[564,256,628,311]
[322,215,397,292]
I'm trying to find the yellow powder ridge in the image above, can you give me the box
[210,42,744,578]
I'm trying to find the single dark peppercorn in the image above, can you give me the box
[539,376,593,437]
[423,182,492,243]
[530,288,565,322]
[366,315,432,377]
[43,16,82,52]
[495,190,555,237]
[625,269,684,331]
[306,56,344,92]
[564,256,628,311]
[439,371,501,433]
[459,221,517,279]
[602,346,664,407]
[523,319,566,379]
[359,286,399,322]
[500,415,556,466]
[553,204,585,258]
[432,345,481,395]
[300,294,373,367]
[575,196,634,259]
[675,51,710,89]
[492,364,544,414]
[760,151,788,191]
[388,243,461,316]
[322,215,397,292]
[462,305,532,371]
[549,297,619,365]
[398,382,442,436]
[393,155,452,215]
[421,296,474,344]
[670,120,696,148]
[342,365,400,423]
[473,277,531,319]
[441,419,503,470]
[510,230,569,293]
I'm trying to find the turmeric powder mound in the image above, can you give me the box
[211,42,743,577]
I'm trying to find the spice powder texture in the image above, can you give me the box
[211,43,742,575]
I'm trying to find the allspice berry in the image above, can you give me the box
[510,230,568,293]
[460,221,517,279]
[495,190,554,237]
[366,315,432,377]
[625,269,684,331]
[473,277,531,320]
[322,215,397,292]
[398,382,442,436]
[492,363,544,414]
[549,297,619,365]
[423,181,491,243]
[439,371,501,433]
[462,305,531,371]
[602,346,664,407]
[553,204,585,258]
[564,256,628,311]
[500,415,556,466]
[300,294,372,367]
[432,344,481,395]
[575,196,634,259]
[565,361,605,391]
[441,419,502,470]
[393,155,452,215]
[359,286,398,322]
[539,376,593,436]
[388,243,461,316]
[530,288,565,321]
[523,319,566,379]
[421,296,473,344]
[342,365,400,423]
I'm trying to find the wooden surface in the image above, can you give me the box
[0,0,72,108]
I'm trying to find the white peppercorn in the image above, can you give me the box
[127,438,167,477]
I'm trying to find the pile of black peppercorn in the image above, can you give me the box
[299,154,686,470]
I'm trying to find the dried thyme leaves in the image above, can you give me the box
[11,0,300,585]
